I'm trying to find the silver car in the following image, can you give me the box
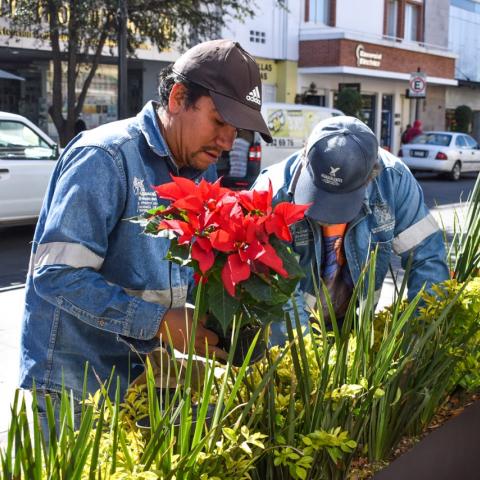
[399,131,480,181]
[0,112,59,226]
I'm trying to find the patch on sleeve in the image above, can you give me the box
[371,204,395,234]
[292,221,313,247]
[133,177,158,214]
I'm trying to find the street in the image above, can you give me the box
[0,172,477,290]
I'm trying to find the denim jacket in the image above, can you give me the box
[253,148,449,338]
[20,101,217,400]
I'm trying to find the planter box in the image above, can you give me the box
[374,400,480,480]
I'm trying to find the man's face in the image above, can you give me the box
[166,84,237,170]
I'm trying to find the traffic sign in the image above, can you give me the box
[408,72,427,98]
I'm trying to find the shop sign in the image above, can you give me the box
[355,44,382,68]
[256,59,277,84]
[408,72,427,98]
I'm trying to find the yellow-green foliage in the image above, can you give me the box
[374,278,480,391]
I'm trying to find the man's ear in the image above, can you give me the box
[168,83,187,114]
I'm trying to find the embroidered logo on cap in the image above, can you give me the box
[321,166,343,186]
[246,86,261,105]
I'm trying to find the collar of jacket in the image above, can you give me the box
[136,100,205,181]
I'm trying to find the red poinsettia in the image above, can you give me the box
[139,175,309,333]
[149,176,308,297]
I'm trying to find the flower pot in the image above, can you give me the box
[212,323,267,367]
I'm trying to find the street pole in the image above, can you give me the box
[415,66,421,121]
[117,0,128,120]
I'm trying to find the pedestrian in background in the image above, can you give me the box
[401,124,411,144]
[403,120,423,143]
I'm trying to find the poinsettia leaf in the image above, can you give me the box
[242,275,272,303]
[248,303,284,325]
[274,275,300,298]
[207,280,241,335]
[165,240,191,266]
[268,288,290,305]
[144,216,165,235]
[270,236,304,278]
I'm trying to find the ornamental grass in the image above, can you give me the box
[2,175,480,479]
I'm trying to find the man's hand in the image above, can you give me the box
[158,307,227,361]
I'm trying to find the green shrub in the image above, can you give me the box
[335,89,363,118]
[453,105,473,133]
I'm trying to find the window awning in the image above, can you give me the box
[0,69,25,81]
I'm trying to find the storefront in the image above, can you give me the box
[255,57,298,104]
[297,38,456,154]
[0,20,173,140]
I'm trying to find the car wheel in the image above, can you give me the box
[449,161,461,181]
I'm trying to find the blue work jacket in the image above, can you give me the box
[20,101,216,400]
[253,148,450,341]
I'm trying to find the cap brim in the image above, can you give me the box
[294,167,365,224]
[210,91,272,143]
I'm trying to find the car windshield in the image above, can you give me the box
[411,133,452,147]
[0,120,54,159]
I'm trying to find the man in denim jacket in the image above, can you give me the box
[20,40,272,412]
[252,116,449,344]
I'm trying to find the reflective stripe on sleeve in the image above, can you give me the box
[123,287,187,309]
[33,242,104,272]
[392,213,439,255]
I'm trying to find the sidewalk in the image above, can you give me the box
[0,287,30,446]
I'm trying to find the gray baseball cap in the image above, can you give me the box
[294,116,379,224]
[172,39,272,143]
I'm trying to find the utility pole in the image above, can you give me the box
[117,0,128,119]
[415,66,421,121]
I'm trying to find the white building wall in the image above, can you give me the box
[335,0,385,37]
[449,3,480,82]
[221,0,299,60]
[424,0,449,48]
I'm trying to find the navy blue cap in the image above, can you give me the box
[294,116,379,224]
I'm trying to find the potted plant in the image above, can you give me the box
[134,176,308,365]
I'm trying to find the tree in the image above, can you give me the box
[6,0,256,146]
[335,88,363,118]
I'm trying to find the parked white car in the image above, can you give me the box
[0,112,59,226]
[399,131,480,181]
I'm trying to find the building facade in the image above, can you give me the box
[0,1,466,152]
[297,0,456,154]
[447,0,480,140]
[220,0,300,104]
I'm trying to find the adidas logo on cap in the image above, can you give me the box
[246,86,261,105]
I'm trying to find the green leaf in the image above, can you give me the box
[242,275,273,303]
[270,236,304,279]
[207,280,240,335]
[165,239,191,266]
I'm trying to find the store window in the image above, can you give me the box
[381,95,393,150]
[361,94,377,134]
[306,0,330,24]
[47,63,118,138]
[386,0,399,37]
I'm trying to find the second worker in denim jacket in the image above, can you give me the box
[252,116,449,345]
